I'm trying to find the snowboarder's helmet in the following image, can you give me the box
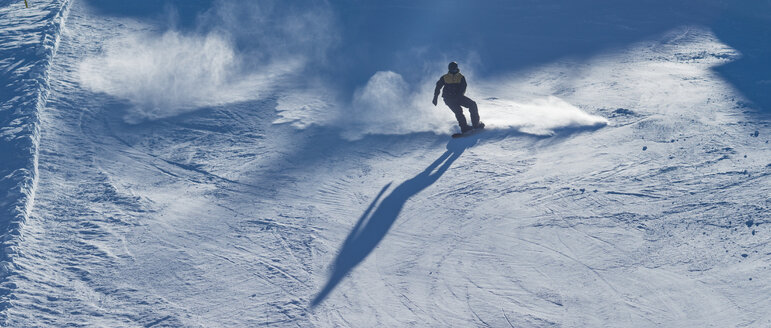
[448,61,459,73]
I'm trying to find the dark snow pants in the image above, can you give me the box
[443,96,480,129]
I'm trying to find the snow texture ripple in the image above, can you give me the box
[0,0,70,318]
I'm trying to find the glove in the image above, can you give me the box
[432,97,437,106]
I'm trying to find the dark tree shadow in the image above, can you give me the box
[310,138,476,307]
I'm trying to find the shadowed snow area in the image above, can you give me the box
[1,0,770,327]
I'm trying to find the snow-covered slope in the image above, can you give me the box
[1,0,769,327]
[0,0,69,314]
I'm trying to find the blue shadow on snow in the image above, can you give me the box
[310,137,476,307]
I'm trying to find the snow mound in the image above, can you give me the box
[0,0,71,307]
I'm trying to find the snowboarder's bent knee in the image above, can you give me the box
[432,61,483,133]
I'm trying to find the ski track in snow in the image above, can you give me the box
[1,0,770,327]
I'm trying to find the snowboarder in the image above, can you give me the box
[432,61,484,135]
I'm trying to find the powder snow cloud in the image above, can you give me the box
[78,0,336,123]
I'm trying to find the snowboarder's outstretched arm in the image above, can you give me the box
[432,77,444,106]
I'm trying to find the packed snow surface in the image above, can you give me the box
[1,0,769,326]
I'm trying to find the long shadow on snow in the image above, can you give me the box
[310,137,476,307]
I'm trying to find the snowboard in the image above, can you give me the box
[452,124,485,138]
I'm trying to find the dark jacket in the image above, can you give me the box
[434,72,467,98]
